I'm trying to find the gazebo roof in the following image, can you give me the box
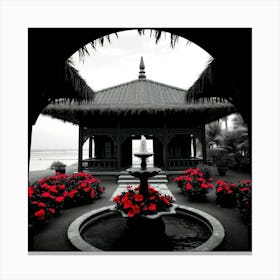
[43,58,236,125]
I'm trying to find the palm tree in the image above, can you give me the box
[206,121,224,149]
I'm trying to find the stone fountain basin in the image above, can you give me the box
[67,205,225,252]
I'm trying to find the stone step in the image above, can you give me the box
[117,179,168,184]
[118,174,167,180]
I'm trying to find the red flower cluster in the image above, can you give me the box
[173,167,213,200]
[113,185,174,218]
[28,172,105,227]
[216,180,236,194]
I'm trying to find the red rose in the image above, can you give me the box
[113,195,120,203]
[131,205,140,215]
[185,183,192,190]
[56,196,65,202]
[90,190,95,198]
[201,183,208,188]
[161,196,170,205]
[63,191,69,197]
[198,172,203,177]
[34,209,45,220]
[28,187,34,197]
[128,210,135,218]
[58,184,66,190]
[69,190,78,198]
[84,187,91,192]
[217,187,223,193]
[209,178,214,182]
[41,192,51,198]
[50,185,58,193]
[49,208,56,214]
[135,194,144,202]
[149,196,155,201]
[123,200,133,209]
[148,203,157,211]
[38,202,46,207]
[240,187,249,192]
[227,190,233,194]
[31,201,38,205]
[208,183,213,189]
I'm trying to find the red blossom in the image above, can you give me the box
[227,190,233,194]
[63,191,69,197]
[217,187,223,193]
[38,202,46,207]
[56,196,65,202]
[161,196,170,205]
[69,190,78,198]
[49,208,56,214]
[41,192,51,198]
[148,203,157,211]
[58,184,66,190]
[84,187,91,192]
[240,187,249,192]
[135,194,144,202]
[28,187,34,197]
[185,183,192,190]
[49,185,58,193]
[123,200,133,209]
[90,190,95,198]
[149,196,155,201]
[113,195,120,203]
[34,209,45,220]
[201,183,208,189]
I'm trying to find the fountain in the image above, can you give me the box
[67,135,225,251]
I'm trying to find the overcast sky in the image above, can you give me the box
[31,30,213,150]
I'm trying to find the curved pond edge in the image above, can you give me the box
[67,204,225,252]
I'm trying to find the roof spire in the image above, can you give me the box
[138,56,146,79]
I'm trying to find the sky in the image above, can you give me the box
[31,30,217,150]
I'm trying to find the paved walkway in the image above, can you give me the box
[29,169,252,252]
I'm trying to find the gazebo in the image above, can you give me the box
[43,57,236,172]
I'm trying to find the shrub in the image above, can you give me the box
[236,179,252,223]
[173,167,214,201]
[215,179,237,207]
[28,172,105,228]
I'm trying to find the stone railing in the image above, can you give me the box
[82,158,117,170]
[167,158,203,170]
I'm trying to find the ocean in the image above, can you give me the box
[30,149,84,171]
[30,140,153,171]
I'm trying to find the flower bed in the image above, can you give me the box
[28,172,105,228]
[173,167,214,201]
[112,185,174,218]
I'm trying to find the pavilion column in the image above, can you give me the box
[163,122,168,170]
[116,123,121,169]
[78,124,84,172]
[201,125,207,164]
[89,136,93,159]
[193,135,197,158]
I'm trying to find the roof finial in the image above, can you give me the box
[138,56,146,79]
